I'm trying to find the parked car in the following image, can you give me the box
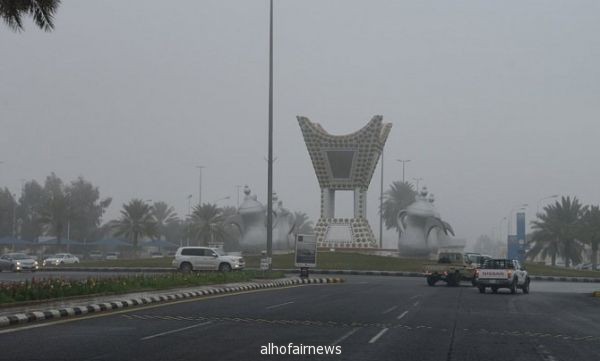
[172,247,244,272]
[89,251,103,260]
[105,252,119,260]
[0,253,39,272]
[43,253,80,266]
[475,258,530,294]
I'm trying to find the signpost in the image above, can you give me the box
[295,234,317,278]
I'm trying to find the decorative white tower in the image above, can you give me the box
[298,115,392,248]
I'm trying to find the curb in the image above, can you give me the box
[273,268,424,278]
[0,277,343,329]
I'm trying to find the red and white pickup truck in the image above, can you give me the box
[474,259,530,294]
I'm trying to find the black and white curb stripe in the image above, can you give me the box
[0,278,343,328]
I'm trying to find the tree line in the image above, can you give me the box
[528,196,600,270]
[0,173,314,253]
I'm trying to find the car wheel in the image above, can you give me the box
[219,263,232,272]
[180,262,192,273]
[510,279,517,294]
[426,276,437,286]
[522,278,530,294]
[478,286,486,294]
[491,286,498,294]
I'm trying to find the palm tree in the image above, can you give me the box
[1,0,60,32]
[190,203,227,246]
[151,201,178,240]
[581,205,600,271]
[112,199,157,255]
[528,196,586,267]
[382,181,417,235]
[291,211,314,237]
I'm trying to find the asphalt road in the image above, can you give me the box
[0,276,599,361]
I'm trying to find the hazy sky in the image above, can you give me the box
[1,0,599,248]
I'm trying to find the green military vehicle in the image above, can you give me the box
[423,252,487,287]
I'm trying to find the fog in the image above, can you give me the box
[1,0,599,247]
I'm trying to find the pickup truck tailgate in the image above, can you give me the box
[478,269,508,279]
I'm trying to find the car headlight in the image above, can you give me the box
[34,261,39,266]
[16,261,21,265]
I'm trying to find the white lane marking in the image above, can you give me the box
[397,311,409,320]
[266,301,295,310]
[536,344,558,361]
[331,327,360,346]
[368,328,389,344]
[413,301,420,307]
[382,305,398,314]
[140,321,212,341]
[410,294,421,299]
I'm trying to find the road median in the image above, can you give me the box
[0,277,343,329]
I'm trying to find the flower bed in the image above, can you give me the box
[0,271,284,304]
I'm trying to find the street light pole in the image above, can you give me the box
[537,194,559,215]
[266,0,274,269]
[498,217,507,242]
[379,146,384,249]
[196,166,205,206]
[412,177,423,192]
[235,185,243,208]
[396,159,411,183]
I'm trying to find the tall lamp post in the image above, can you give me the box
[266,0,274,269]
[396,159,411,183]
[235,185,243,207]
[379,146,384,249]
[196,166,205,206]
[498,216,507,243]
[412,177,423,192]
[537,194,559,215]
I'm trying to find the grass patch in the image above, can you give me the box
[523,263,600,278]
[0,270,284,305]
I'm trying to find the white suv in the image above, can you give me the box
[172,247,244,273]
